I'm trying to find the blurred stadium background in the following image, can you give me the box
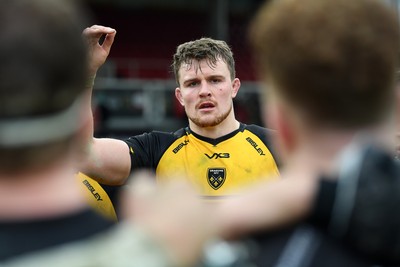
[85,0,400,138]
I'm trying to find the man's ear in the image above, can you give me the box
[175,87,184,106]
[231,78,241,98]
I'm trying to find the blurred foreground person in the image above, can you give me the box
[396,71,400,160]
[214,0,400,266]
[0,1,212,266]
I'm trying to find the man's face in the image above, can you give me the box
[175,58,240,128]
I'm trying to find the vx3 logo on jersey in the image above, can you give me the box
[205,153,230,159]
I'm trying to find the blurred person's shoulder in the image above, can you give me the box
[310,144,400,265]
[0,222,172,267]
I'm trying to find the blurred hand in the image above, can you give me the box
[82,25,116,76]
[121,171,216,267]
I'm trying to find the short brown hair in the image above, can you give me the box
[172,38,236,86]
[250,0,399,128]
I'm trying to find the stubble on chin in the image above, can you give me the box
[188,106,232,128]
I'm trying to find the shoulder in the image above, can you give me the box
[122,128,188,168]
[243,223,372,267]
[310,145,400,265]
[3,223,170,267]
[0,208,113,261]
[125,128,186,145]
[172,127,188,138]
[242,124,279,161]
[243,124,276,138]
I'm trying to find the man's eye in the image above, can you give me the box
[188,82,199,87]
[211,79,220,84]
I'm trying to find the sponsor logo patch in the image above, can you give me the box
[246,137,266,156]
[173,140,189,154]
[205,152,230,159]
[82,179,103,201]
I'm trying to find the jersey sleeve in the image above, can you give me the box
[245,124,281,167]
[76,172,118,221]
[124,131,178,173]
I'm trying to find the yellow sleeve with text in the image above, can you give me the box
[76,172,117,221]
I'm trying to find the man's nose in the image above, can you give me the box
[198,81,212,96]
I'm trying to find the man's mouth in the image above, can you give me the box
[198,102,215,110]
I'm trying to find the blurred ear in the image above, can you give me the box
[396,83,400,129]
[396,84,400,151]
[175,87,184,106]
[263,95,296,161]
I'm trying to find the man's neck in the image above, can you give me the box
[0,161,87,220]
[189,118,240,139]
[282,126,393,181]
[281,129,358,182]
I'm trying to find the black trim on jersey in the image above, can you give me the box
[188,124,245,146]
[125,130,182,171]
[0,208,114,261]
[187,123,278,150]
[173,127,188,138]
[245,124,280,164]
[100,183,123,219]
[124,123,279,174]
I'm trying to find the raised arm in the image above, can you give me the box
[78,25,131,185]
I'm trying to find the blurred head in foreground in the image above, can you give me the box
[250,0,399,160]
[0,0,89,175]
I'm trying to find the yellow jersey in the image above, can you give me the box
[125,123,279,197]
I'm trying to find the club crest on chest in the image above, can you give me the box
[207,168,226,190]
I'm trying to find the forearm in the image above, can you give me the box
[215,177,317,240]
[78,137,131,186]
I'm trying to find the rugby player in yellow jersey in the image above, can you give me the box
[78,26,279,198]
